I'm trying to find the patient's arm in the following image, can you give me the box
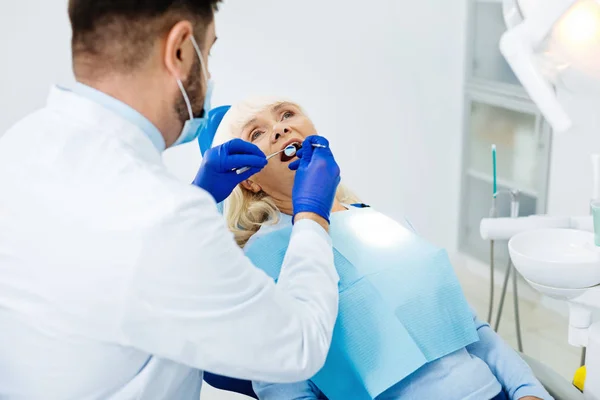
[252,380,326,400]
[466,311,552,400]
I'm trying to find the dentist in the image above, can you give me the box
[0,1,341,399]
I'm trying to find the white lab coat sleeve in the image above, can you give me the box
[119,190,339,383]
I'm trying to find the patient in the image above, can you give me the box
[208,97,551,400]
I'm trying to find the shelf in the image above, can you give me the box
[466,86,539,114]
[465,79,532,104]
[466,169,538,198]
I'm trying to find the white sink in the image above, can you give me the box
[524,277,590,300]
[509,229,600,289]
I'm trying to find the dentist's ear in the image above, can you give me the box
[241,180,262,194]
[164,20,195,81]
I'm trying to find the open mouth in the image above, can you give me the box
[280,142,302,162]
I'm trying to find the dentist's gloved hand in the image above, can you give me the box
[289,135,341,224]
[193,139,268,203]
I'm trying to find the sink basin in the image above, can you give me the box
[524,277,590,300]
[509,229,600,289]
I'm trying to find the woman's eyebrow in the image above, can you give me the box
[271,102,296,113]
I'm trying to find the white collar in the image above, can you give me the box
[47,85,163,166]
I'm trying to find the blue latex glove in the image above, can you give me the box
[289,135,341,223]
[193,139,268,203]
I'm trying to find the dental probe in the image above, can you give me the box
[234,142,326,175]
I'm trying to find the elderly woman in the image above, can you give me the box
[201,97,550,400]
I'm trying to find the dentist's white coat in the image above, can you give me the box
[0,87,339,399]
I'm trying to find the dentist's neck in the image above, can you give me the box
[75,68,179,146]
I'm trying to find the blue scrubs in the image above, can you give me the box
[252,310,550,400]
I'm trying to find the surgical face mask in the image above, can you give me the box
[172,35,214,147]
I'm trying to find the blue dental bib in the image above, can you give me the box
[245,207,478,400]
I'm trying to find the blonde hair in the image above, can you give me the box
[214,96,361,247]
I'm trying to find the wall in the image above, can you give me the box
[546,87,600,216]
[0,0,74,134]
[1,1,469,249]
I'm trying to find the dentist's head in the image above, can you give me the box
[68,0,220,147]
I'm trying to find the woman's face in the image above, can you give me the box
[237,102,316,199]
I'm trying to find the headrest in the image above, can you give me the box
[198,105,231,156]
[197,105,231,214]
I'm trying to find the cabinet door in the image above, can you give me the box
[470,1,521,86]
[468,101,540,195]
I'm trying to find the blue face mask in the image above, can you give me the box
[172,36,214,147]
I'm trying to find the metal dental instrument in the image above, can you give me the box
[235,144,299,175]
[234,142,327,175]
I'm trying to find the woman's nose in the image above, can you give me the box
[273,127,291,142]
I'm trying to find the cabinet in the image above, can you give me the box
[459,0,552,263]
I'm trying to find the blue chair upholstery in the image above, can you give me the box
[198,105,231,156]
[197,105,231,214]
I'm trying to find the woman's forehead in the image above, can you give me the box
[240,101,299,125]
[212,97,304,146]
[232,101,302,137]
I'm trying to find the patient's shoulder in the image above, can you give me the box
[245,212,293,249]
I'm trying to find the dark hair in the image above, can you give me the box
[69,0,221,75]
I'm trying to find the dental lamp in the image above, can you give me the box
[501,0,600,132]
[484,0,600,397]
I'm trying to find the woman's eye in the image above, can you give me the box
[282,111,294,120]
[251,130,264,141]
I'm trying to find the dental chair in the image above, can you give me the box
[197,107,581,400]
[203,354,582,400]
[520,353,583,400]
